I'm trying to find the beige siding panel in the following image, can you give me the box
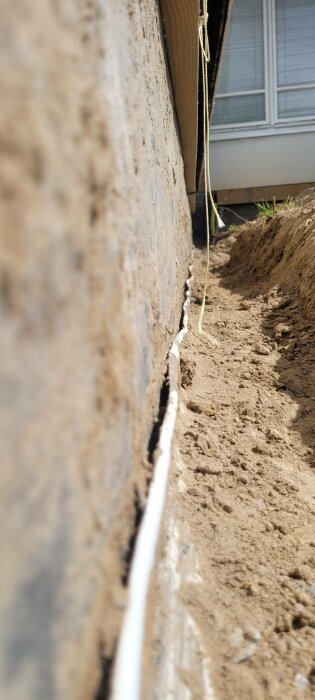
[160,0,199,208]
[210,131,315,191]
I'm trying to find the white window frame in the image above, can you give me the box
[211,0,315,139]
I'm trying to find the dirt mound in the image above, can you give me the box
[295,187,315,206]
[229,197,315,324]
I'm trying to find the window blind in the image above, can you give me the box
[276,0,315,119]
[216,0,264,94]
[276,0,315,88]
[278,88,315,119]
[212,0,315,129]
[212,94,265,126]
[212,0,265,126]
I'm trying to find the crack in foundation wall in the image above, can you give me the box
[91,267,192,699]
[94,651,115,700]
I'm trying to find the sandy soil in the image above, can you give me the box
[170,202,315,699]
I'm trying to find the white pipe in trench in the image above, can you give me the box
[111,264,193,700]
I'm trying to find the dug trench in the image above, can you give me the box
[147,197,315,699]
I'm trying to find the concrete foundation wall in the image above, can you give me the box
[0,2,192,698]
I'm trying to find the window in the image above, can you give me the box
[276,0,315,119]
[212,0,266,126]
[211,0,315,129]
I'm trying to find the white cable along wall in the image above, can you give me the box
[111,266,193,700]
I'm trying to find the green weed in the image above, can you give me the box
[256,196,295,219]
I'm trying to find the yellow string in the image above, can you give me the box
[198,0,223,347]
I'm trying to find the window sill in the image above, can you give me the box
[210,120,315,141]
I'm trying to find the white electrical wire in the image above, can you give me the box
[198,1,222,346]
[220,206,248,223]
[111,266,193,700]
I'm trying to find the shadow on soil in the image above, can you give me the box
[192,201,258,249]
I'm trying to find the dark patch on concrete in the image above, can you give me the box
[121,488,143,587]
[1,488,69,700]
[94,646,115,700]
[147,373,169,466]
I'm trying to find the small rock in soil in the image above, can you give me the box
[295,674,310,690]
[180,357,195,388]
[239,300,252,310]
[272,521,289,535]
[266,427,283,441]
[244,626,261,642]
[253,499,264,510]
[197,433,210,453]
[275,614,291,633]
[229,627,244,647]
[195,465,223,476]
[242,582,258,596]
[254,343,271,356]
[187,487,199,497]
[252,443,270,456]
[234,643,257,664]
[289,566,308,580]
[187,400,216,416]
[273,323,291,340]
[221,502,233,513]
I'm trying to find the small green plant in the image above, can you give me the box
[256,196,295,219]
[256,200,275,218]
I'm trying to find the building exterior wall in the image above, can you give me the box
[211,130,315,191]
[210,0,315,195]
[0,2,192,699]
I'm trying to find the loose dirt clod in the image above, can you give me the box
[187,399,216,416]
[164,201,315,700]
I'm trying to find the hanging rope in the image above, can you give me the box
[198,0,224,346]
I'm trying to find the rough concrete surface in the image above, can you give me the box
[0,2,192,698]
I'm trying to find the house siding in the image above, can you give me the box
[211,130,315,191]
